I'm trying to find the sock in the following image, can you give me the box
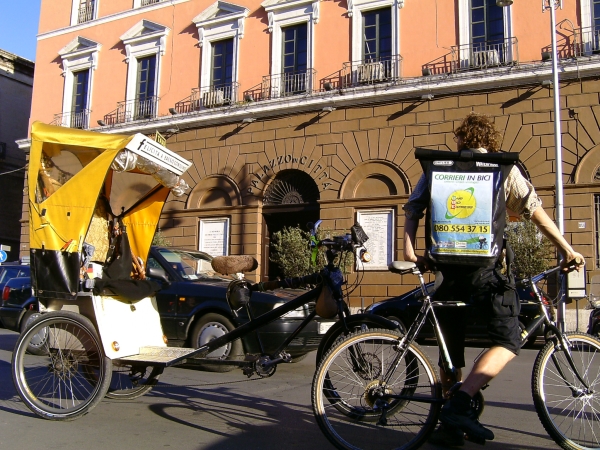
[451,390,473,413]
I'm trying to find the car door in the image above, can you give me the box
[146,254,180,339]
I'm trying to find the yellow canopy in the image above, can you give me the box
[28,122,171,259]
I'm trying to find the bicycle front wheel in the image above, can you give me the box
[12,311,112,421]
[532,332,600,450]
[312,328,441,450]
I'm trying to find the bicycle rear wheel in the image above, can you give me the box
[312,328,441,450]
[12,311,112,421]
[532,332,600,450]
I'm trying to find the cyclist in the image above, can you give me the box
[403,112,584,446]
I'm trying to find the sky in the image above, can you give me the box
[0,1,41,61]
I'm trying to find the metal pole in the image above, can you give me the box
[546,0,566,331]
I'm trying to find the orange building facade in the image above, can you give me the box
[18,0,600,306]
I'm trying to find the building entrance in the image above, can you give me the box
[261,170,320,281]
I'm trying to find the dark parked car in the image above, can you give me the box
[365,277,551,346]
[0,264,30,294]
[0,276,37,332]
[0,276,46,355]
[147,246,334,370]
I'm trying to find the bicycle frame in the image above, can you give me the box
[378,262,593,404]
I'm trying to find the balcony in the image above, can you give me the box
[77,1,95,24]
[172,83,239,114]
[102,96,159,126]
[422,37,518,75]
[141,0,165,6]
[340,55,402,88]
[540,26,600,60]
[51,110,91,129]
[262,69,317,99]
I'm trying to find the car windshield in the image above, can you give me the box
[153,248,228,281]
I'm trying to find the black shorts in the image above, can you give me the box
[434,284,522,369]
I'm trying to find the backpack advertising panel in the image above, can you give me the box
[415,148,518,268]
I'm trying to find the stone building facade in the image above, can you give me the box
[0,49,33,262]
[155,75,600,306]
[19,0,600,306]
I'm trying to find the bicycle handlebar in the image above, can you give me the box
[515,257,584,289]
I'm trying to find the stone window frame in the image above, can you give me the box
[120,20,170,107]
[581,1,593,29]
[192,2,249,91]
[58,36,101,126]
[457,0,513,62]
[70,0,99,26]
[348,0,403,66]
[261,0,320,81]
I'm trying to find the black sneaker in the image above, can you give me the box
[439,402,494,442]
[428,424,465,447]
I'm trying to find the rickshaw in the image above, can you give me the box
[12,123,396,423]
[12,122,196,420]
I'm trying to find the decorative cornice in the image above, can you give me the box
[193,1,249,46]
[348,0,403,17]
[120,20,170,60]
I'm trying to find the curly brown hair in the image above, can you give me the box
[454,113,502,152]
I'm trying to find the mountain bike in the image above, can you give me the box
[312,260,600,450]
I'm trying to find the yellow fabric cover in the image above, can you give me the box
[28,122,139,253]
[121,186,171,263]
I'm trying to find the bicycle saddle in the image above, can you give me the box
[212,255,258,275]
[388,261,418,274]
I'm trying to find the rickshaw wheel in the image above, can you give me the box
[12,310,112,421]
[106,364,164,400]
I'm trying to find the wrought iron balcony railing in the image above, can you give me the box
[77,1,95,24]
[51,110,91,129]
[262,69,317,99]
[173,83,239,114]
[340,55,402,88]
[422,37,518,75]
[102,96,159,126]
[541,26,600,59]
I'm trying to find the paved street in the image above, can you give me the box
[0,328,557,449]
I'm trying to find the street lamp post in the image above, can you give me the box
[543,0,567,332]
[498,0,566,330]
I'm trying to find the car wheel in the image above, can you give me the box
[190,313,243,373]
[20,310,47,356]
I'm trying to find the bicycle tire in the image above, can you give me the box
[106,363,163,400]
[312,328,441,450]
[532,332,600,450]
[12,311,112,421]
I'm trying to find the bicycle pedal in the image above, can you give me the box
[465,434,486,445]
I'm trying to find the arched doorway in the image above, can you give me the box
[261,170,320,280]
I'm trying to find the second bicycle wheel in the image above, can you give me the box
[532,332,600,450]
[312,328,441,450]
[12,311,112,421]
[106,363,164,400]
